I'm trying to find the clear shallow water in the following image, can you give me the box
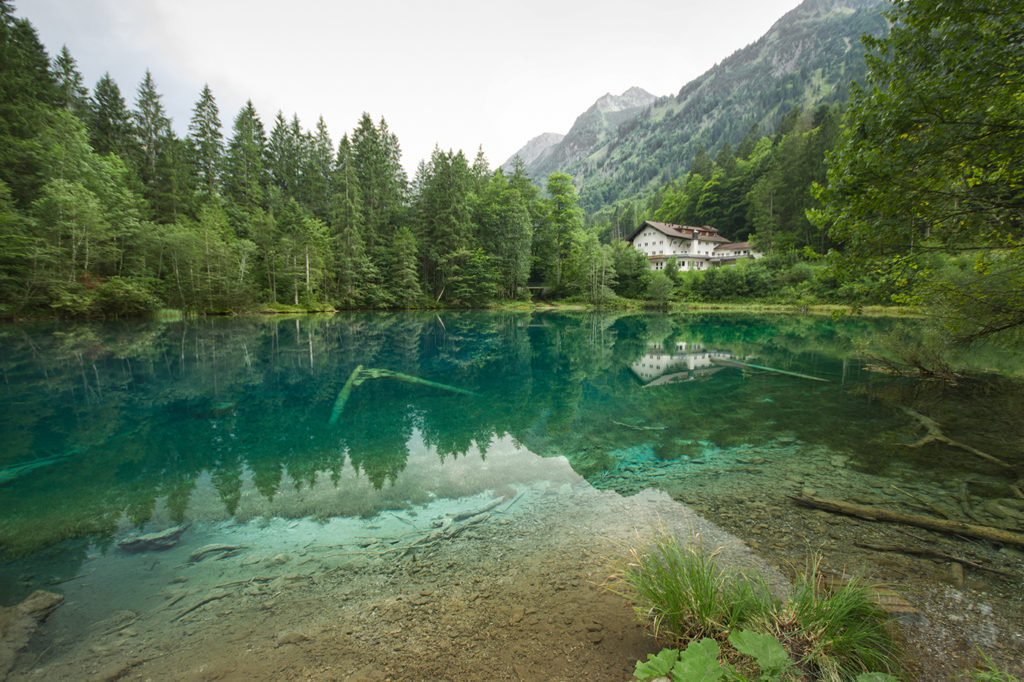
[1,312,1022,593]
[1,312,1023,677]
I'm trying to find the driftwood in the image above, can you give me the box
[172,589,230,622]
[612,420,666,431]
[188,544,247,563]
[329,365,479,424]
[328,364,364,424]
[712,358,829,382]
[890,485,954,520]
[790,494,1024,549]
[853,542,1013,577]
[901,407,1012,469]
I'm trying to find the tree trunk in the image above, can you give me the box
[790,494,1024,548]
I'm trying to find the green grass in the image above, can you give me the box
[611,534,901,681]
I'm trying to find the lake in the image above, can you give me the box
[1,312,1021,680]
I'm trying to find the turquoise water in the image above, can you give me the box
[2,312,1023,661]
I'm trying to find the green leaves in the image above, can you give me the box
[728,630,793,679]
[634,647,679,679]
[674,639,727,681]
[633,639,727,682]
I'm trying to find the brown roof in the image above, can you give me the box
[626,221,729,243]
[716,242,750,250]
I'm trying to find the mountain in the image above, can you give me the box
[508,0,887,212]
[501,87,657,178]
[505,132,565,168]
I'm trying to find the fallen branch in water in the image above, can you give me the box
[789,494,1024,549]
[329,365,478,424]
[612,420,666,431]
[853,542,1013,577]
[329,364,364,425]
[901,407,1012,469]
[172,589,230,622]
[451,495,507,522]
[890,485,954,520]
[712,358,829,382]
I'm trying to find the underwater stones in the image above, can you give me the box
[117,524,188,553]
[275,630,309,647]
[0,590,64,677]
[15,589,63,621]
[87,662,131,682]
[263,552,290,567]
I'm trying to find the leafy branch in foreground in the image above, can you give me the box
[610,534,901,681]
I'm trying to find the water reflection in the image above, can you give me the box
[629,342,735,385]
[1,312,1022,603]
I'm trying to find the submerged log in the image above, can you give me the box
[329,365,479,425]
[901,407,1012,469]
[789,494,1024,549]
[711,358,829,382]
[360,368,480,396]
[328,364,364,425]
[853,542,1013,577]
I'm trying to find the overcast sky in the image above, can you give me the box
[18,0,802,174]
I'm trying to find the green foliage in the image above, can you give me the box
[728,630,793,679]
[612,534,772,642]
[815,0,1024,345]
[786,558,900,679]
[614,535,901,681]
[634,640,728,682]
[966,651,1021,682]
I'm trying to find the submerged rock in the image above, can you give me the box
[117,524,188,553]
[0,590,64,677]
[275,630,309,646]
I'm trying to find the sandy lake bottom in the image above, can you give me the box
[4,436,1023,682]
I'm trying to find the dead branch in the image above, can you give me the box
[789,494,1024,548]
[900,407,1012,469]
[853,542,1014,577]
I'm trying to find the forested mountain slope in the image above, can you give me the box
[502,87,656,182]
[510,0,888,213]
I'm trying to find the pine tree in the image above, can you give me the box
[52,45,89,120]
[88,73,133,159]
[131,70,172,212]
[415,147,474,299]
[222,100,268,228]
[187,84,223,202]
[266,111,301,200]
[0,5,59,205]
[386,225,421,306]
[301,115,333,221]
[537,172,583,288]
[350,113,406,259]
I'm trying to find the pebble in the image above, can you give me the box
[87,663,130,682]
[276,630,309,646]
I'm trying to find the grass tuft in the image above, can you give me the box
[611,533,902,680]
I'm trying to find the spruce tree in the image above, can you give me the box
[301,115,333,221]
[187,84,223,202]
[89,73,133,159]
[131,70,172,213]
[52,45,89,120]
[386,225,421,307]
[222,100,268,228]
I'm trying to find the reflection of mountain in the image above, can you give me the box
[630,342,734,386]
